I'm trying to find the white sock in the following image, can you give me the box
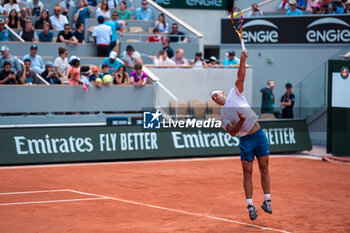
[264,193,271,201]
[246,198,253,206]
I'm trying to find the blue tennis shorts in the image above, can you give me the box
[239,128,270,162]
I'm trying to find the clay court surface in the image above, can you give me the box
[1,154,350,233]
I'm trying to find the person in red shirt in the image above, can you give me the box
[68,56,83,85]
[148,28,164,43]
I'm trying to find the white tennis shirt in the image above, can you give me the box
[220,85,258,137]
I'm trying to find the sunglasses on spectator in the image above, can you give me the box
[142,3,148,5]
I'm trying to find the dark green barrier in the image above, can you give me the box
[0,119,311,165]
[152,0,229,10]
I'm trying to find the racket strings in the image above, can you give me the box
[231,9,243,31]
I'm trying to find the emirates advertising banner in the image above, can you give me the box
[221,15,350,44]
[0,119,311,165]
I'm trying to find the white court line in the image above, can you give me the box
[0,155,322,170]
[0,197,107,206]
[68,189,290,233]
[0,189,70,196]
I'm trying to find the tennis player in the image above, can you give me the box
[211,50,271,221]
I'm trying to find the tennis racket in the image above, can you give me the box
[230,7,246,52]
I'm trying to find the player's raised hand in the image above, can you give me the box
[241,50,248,60]
[237,111,246,121]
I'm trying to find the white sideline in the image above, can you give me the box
[68,189,291,233]
[0,197,107,206]
[0,155,322,170]
[0,189,70,195]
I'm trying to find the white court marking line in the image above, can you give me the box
[68,189,290,233]
[0,155,322,170]
[0,189,70,196]
[0,197,107,206]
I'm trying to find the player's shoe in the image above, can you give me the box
[261,200,272,214]
[247,205,258,220]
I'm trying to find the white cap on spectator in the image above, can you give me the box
[109,51,117,60]
[289,0,297,5]
[0,45,9,52]
[69,55,80,63]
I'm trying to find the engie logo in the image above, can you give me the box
[306,18,350,43]
[143,110,162,129]
[154,0,170,5]
[186,0,223,7]
[242,20,279,43]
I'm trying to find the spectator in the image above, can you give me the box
[74,0,93,24]
[26,0,43,16]
[154,13,168,33]
[68,56,82,85]
[50,6,68,31]
[96,0,110,19]
[5,9,20,29]
[296,0,307,10]
[41,62,61,84]
[0,45,22,73]
[279,0,290,10]
[18,19,38,42]
[114,65,130,85]
[107,0,119,9]
[117,1,132,20]
[87,0,97,7]
[169,23,188,43]
[148,28,164,43]
[222,50,239,66]
[122,45,143,70]
[122,0,134,8]
[89,65,103,87]
[190,52,208,68]
[18,7,27,29]
[306,0,319,11]
[104,11,126,52]
[330,0,344,13]
[150,50,175,66]
[208,56,218,67]
[38,22,53,42]
[345,0,350,13]
[3,0,20,16]
[0,19,10,41]
[280,83,295,118]
[162,38,174,58]
[61,0,76,17]
[80,65,92,86]
[17,58,38,84]
[0,61,19,84]
[100,63,110,76]
[130,63,147,87]
[57,23,78,45]
[93,16,112,57]
[260,80,275,114]
[286,0,303,15]
[171,48,188,65]
[73,22,85,43]
[34,9,52,29]
[103,51,121,74]
[321,3,330,13]
[134,0,153,20]
[54,47,69,79]
[248,3,263,17]
[311,4,321,14]
[22,44,44,74]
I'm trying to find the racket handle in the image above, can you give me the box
[240,39,247,54]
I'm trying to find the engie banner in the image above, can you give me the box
[152,0,228,10]
[0,119,311,165]
[221,15,350,44]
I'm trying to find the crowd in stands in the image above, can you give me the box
[248,0,350,16]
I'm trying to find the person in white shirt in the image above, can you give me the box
[61,0,76,16]
[211,50,271,221]
[54,47,69,79]
[3,0,20,15]
[154,13,168,33]
[248,3,263,17]
[50,6,68,31]
[92,16,112,57]
[25,0,43,16]
[150,50,175,66]
[95,0,110,19]
[122,45,143,70]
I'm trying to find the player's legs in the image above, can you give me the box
[257,155,270,194]
[241,160,257,220]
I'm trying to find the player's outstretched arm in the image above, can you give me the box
[235,50,248,93]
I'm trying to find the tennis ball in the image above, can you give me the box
[95,78,102,83]
[233,12,238,17]
[103,74,113,84]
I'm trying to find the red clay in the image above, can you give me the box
[0,156,349,233]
